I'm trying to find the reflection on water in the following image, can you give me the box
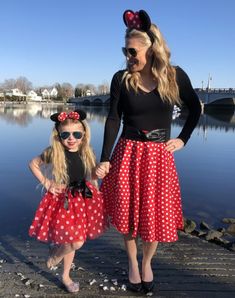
[175,107,235,131]
[0,103,234,237]
[0,103,109,126]
[1,102,235,131]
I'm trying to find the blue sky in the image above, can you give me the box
[0,0,234,89]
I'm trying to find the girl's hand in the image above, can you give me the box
[95,162,111,179]
[44,179,64,195]
[165,138,184,153]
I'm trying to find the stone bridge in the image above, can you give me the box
[196,88,235,105]
[68,89,235,106]
[68,94,110,106]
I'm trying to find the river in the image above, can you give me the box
[0,103,234,238]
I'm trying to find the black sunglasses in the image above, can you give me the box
[122,47,137,58]
[59,131,83,140]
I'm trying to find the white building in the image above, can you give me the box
[27,90,42,101]
[85,89,95,96]
[5,88,26,97]
[41,88,58,99]
[50,87,58,98]
[41,89,50,99]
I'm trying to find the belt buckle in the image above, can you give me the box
[144,129,166,142]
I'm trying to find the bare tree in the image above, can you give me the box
[55,83,74,101]
[98,81,110,95]
[85,84,97,95]
[15,76,32,93]
[75,83,87,97]
[61,83,74,98]
[2,78,17,90]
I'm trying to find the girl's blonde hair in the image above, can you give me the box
[42,118,96,185]
[123,24,181,105]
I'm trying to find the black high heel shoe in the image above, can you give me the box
[142,280,154,293]
[127,281,143,292]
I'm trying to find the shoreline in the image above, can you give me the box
[1,228,235,297]
[183,217,235,252]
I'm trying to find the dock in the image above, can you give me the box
[0,228,235,297]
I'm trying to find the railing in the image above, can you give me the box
[196,88,235,94]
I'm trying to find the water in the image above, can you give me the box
[0,103,234,238]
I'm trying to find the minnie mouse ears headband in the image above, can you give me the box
[123,9,154,44]
[50,109,86,122]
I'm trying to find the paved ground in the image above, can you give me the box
[0,228,235,298]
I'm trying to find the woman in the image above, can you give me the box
[96,9,201,293]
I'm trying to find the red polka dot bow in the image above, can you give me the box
[57,111,80,122]
[123,9,152,32]
[124,11,142,29]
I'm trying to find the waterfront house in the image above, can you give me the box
[85,89,96,96]
[27,90,42,101]
[41,89,50,99]
[41,88,58,99]
[50,87,58,98]
[5,88,26,101]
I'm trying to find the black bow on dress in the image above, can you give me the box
[64,179,92,210]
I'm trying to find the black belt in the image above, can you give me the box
[121,125,170,142]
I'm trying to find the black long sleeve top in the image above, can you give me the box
[41,148,85,184]
[100,66,201,162]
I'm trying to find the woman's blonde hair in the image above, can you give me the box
[42,118,96,185]
[123,24,181,105]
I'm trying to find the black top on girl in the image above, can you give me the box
[29,109,107,293]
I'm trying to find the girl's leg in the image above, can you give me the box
[123,233,141,284]
[61,250,76,285]
[47,241,84,268]
[53,242,84,293]
[141,241,158,282]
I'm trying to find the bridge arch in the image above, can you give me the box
[208,97,235,106]
[82,99,91,106]
[93,98,103,106]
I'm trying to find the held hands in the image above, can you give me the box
[165,138,184,153]
[95,162,111,179]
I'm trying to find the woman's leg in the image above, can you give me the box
[123,233,141,283]
[141,241,158,282]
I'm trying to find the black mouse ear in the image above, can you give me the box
[123,9,135,27]
[122,9,154,43]
[74,109,86,120]
[138,10,151,31]
[122,9,152,32]
[50,112,60,122]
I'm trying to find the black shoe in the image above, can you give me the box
[142,280,154,293]
[127,281,143,292]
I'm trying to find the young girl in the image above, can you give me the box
[29,109,107,293]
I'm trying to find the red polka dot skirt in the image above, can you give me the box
[29,181,108,244]
[100,138,184,242]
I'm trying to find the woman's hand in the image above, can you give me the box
[165,138,184,153]
[95,162,111,179]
